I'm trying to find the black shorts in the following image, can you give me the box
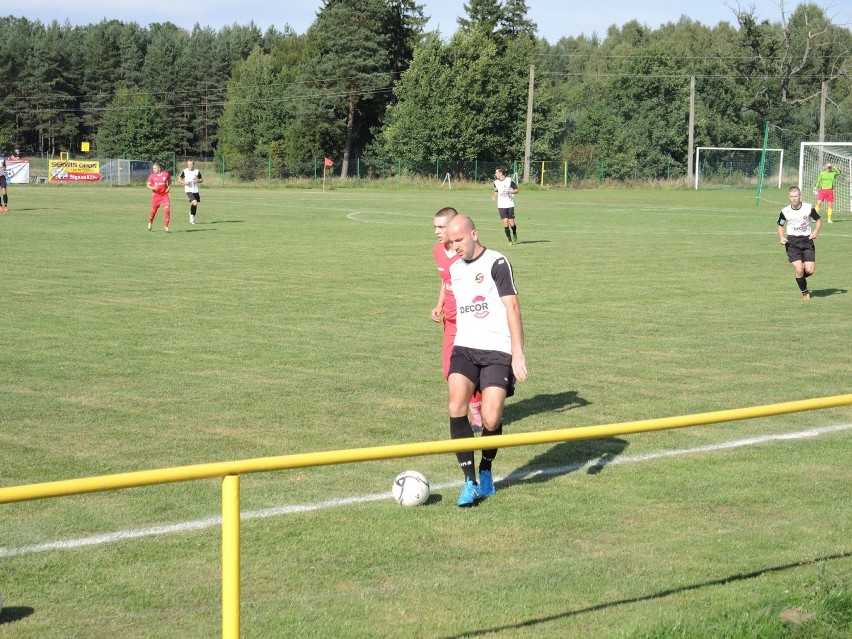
[498,207,515,220]
[449,345,515,397]
[785,235,815,263]
[0,176,7,188]
[186,191,201,202]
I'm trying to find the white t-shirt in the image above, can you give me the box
[778,203,819,237]
[494,176,517,209]
[180,167,202,193]
[450,248,518,355]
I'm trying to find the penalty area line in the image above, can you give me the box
[1,422,850,558]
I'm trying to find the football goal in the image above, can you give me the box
[799,142,852,214]
[694,147,783,190]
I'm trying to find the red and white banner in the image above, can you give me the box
[6,160,30,184]
[48,159,101,182]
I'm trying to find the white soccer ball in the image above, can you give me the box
[392,470,430,506]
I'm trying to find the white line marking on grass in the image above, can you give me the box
[1,423,849,558]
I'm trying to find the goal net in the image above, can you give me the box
[799,142,852,214]
[695,147,783,190]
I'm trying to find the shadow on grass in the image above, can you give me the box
[499,436,629,492]
[505,391,590,424]
[0,606,35,625]
[810,288,847,298]
[208,220,245,224]
[440,551,852,639]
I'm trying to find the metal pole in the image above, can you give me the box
[523,65,534,183]
[222,475,240,639]
[687,75,695,184]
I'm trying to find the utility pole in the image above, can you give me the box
[687,75,695,183]
[523,64,534,183]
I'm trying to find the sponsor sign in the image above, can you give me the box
[48,159,101,182]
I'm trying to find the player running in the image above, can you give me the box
[778,186,821,300]
[178,159,203,225]
[147,163,172,232]
[814,162,841,223]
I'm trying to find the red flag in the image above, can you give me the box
[324,157,333,167]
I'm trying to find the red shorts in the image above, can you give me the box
[817,189,834,203]
[152,194,171,208]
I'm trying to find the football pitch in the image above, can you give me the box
[0,184,850,637]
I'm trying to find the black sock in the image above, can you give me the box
[504,227,512,240]
[795,276,808,293]
[191,204,197,216]
[479,424,503,472]
[511,225,517,238]
[2,194,6,206]
[450,416,476,482]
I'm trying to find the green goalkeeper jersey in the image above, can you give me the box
[815,167,841,190]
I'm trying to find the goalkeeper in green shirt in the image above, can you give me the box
[814,162,841,223]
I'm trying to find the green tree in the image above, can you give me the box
[17,20,81,156]
[286,0,422,177]
[97,87,171,159]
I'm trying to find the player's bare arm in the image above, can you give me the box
[502,294,527,382]
[431,286,445,323]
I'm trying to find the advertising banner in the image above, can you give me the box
[6,160,30,184]
[48,159,101,182]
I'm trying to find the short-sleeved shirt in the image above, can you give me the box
[148,171,170,196]
[433,243,460,321]
[815,168,841,190]
[450,247,518,355]
[778,203,820,237]
[494,176,517,209]
[180,167,202,194]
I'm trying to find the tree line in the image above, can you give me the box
[1,0,849,181]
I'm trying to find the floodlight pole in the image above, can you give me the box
[523,65,534,183]
[687,75,695,183]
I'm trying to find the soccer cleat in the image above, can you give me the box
[147,223,152,231]
[164,227,170,233]
[827,219,833,223]
[802,292,811,301]
[190,214,196,225]
[479,470,495,496]
[457,478,483,507]
[512,236,518,245]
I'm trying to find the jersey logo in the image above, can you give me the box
[475,273,484,284]
[459,295,489,319]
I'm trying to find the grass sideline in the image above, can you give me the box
[0,184,850,638]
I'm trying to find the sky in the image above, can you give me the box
[18,1,850,43]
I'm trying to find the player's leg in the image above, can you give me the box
[789,251,809,299]
[148,200,159,230]
[1,186,6,211]
[826,191,833,223]
[508,209,518,243]
[500,209,512,243]
[448,350,483,506]
[477,361,514,496]
[189,192,199,224]
[163,199,171,232]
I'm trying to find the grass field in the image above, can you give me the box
[0,183,850,638]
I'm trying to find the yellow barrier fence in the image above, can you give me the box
[1,394,851,638]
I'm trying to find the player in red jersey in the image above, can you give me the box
[146,163,172,232]
[431,207,483,432]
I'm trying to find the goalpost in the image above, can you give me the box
[694,147,784,190]
[799,142,852,214]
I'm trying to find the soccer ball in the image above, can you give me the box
[392,470,430,507]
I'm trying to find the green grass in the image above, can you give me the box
[0,183,850,638]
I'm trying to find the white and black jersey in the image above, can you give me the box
[778,202,819,237]
[450,248,518,355]
[493,176,516,209]
[179,167,202,194]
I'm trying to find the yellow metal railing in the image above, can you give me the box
[1,394,850,638]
